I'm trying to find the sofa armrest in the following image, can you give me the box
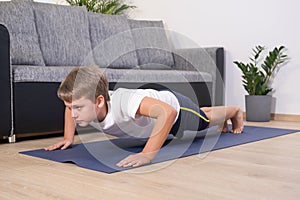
[173,47,224,74]
[173,47,224,105]
[0,24,13,136]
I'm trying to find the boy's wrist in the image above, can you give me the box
[141,150,158,161]
[64,136,74,142]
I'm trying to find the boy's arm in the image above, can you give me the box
[44,107,75,150]
[116,97,177,168]
[63,107,76,142]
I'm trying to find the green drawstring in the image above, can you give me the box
[180,107,210,123]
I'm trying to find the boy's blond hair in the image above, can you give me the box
[58,66,110,103]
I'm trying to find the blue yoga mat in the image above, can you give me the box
[20,126,299,173]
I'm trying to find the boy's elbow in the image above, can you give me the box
[167,107,178,122]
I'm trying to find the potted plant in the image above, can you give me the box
[234,45,288,122]
[66,0,136,15]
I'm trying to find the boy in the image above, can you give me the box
[45,67,244,168]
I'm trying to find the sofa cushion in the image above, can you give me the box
[128,20,174,68]
[0,1,45,66]
[33,2,93,66]
[13,65,75,83]
[88,13,138,69]
[13,66,212,83]
[104,68,212,83]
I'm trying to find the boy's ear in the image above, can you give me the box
[96,95,105,108]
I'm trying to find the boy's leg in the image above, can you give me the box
[201,106,244,134]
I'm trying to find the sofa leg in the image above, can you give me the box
[8,134,16,143]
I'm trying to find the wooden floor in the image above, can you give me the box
[0,120,300,200]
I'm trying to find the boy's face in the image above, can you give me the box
[64,97,99,127]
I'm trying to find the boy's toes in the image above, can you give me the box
[218,127,229,133]
[230,128,243,134]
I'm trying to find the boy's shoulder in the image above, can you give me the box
[110,88,159,106]
[110,88,156,96]
[109,88,138,98]
[109,88,135,97]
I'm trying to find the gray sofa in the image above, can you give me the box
[0,0,224,142]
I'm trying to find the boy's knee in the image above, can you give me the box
[200,107,212,119]
[234,106,242,113]
[201,107,211,113]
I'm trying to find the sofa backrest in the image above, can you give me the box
[0,0,45,66]
[0,1,175,69]
[88,12,138,69]
[33,2,93,66]
[129,19,175,69]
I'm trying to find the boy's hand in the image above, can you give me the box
[44,139,73,151]
[116,153,152,168]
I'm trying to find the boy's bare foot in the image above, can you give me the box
[217,120,229,133]
[230,108,244,134]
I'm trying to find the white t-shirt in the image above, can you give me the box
[90,88,180,139]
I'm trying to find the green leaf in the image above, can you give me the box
[234,45,288,95]
[66,0,136,15]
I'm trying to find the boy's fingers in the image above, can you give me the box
[44,145,57,151]
[52,142,63,149]
[61,141,71,150]
[116,157,132,167]
[118,160,144,168]
[116,160,127,167]
[132,161,142,167]
[44,141,64,151]
[116,154,150,168]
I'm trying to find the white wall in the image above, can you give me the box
[130,0,300,115]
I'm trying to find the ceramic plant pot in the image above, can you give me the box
[245,95,272,122]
